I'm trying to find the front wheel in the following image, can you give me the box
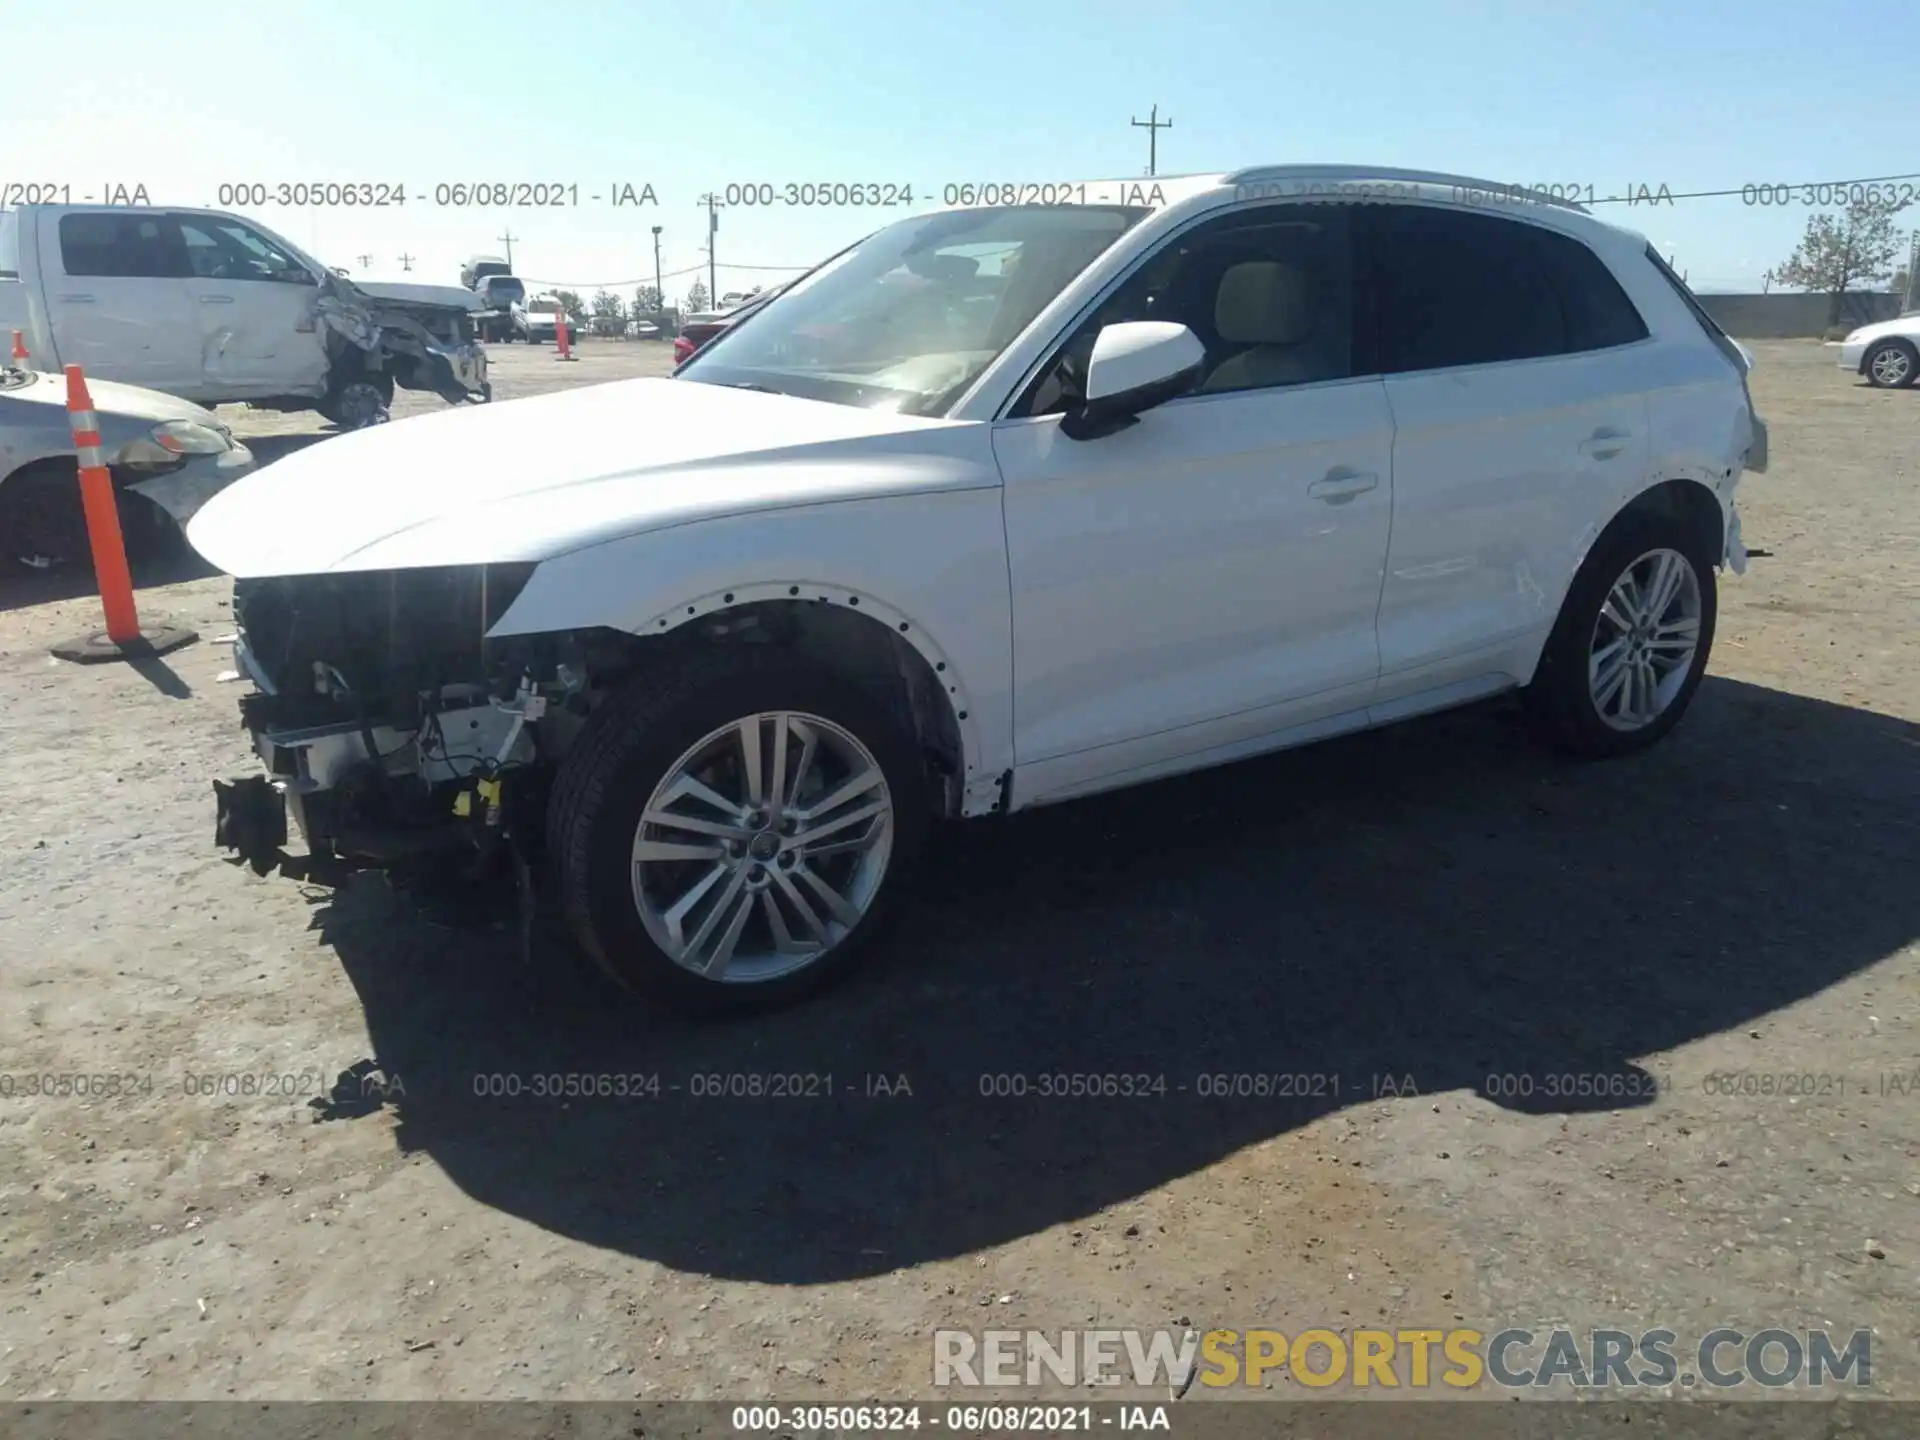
[547,650,930,1011]
[1525,514,1717,757]
[1864,339,1917,388]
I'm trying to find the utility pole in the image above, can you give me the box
[697,194,720,308]
[1130,104,1172,177]
[651,225,664,313]
[355,253,374,271]
[398,252,414,273]
[497,228,518,270]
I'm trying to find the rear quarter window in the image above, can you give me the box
[1644,246,1746,372]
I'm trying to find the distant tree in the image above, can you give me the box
[591,289,625,320]
[553,289,588,323]
[685,279,710,314]
[1773,194,1913,325]
[633,284,662,315]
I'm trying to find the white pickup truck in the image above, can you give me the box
[0,205,491,428]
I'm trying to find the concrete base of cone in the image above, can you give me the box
[50,624,198,663]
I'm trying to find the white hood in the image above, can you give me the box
[186,378,991,577]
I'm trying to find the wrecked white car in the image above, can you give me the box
[0,205,489,429]
[191,168,1764,1013]
[0,358,255,569]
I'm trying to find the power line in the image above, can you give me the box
[1580,170,1920,205]
[519,261,808,290]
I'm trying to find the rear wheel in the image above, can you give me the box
[1864,338,1917,388]
[1525,513,1717,757]
[548,649,929,1011]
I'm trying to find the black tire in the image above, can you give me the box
[318,371,394,428]
[0,460,175,573]
[1863,338,1917,388]
[1524,510,1718,758]
[547,648,931,1012]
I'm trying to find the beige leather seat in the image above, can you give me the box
[1200,261,1341,392]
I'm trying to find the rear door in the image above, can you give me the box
[39,210,202,392]
[174,213,327,400]
[1356,204,1653,709]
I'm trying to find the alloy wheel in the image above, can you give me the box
[629,711,894,983]
[1868,344,1913,387]
[1588,547,1703,731]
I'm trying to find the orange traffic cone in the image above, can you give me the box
[47,365,197,663]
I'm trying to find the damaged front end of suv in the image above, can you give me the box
[215,563,616,882]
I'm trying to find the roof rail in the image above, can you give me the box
[1220,165,1591,214]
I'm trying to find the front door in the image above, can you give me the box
[174,213,328,401]
[994,202,1394,806]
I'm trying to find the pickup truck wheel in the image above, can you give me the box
[1864,339,1917,388]
[319,374,393,429]
[1525,513,1717,758]
[548,650,929,1011]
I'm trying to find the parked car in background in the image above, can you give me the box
[1,356,254,569]
[0,205,490,428]
[673,285,789,365]
[1838,314,1920,387]
[194,165,1765,1012]
[625,318,662,340]
[515,296,563,345]
[473,274,527,342]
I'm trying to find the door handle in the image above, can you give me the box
[1579,429,1631,460]
[199,294,235,304]
[1308,469,1379,504]
[56,294,94,303]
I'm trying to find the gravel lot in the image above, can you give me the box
[0,338,1914,1405]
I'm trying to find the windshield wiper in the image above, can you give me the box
[714,380,783,394]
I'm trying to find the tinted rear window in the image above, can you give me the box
[1358,207,1649,373]
[58,212,183,278]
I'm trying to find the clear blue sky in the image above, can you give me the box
[6,0,1915,301]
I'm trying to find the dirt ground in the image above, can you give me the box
[0,338,1914,1405]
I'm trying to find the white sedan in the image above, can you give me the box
[1838,315,1920,387]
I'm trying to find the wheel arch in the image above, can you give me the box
[627,583,988,819]
[1519,475,1727,687]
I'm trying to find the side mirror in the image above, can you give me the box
[1060,321,1204,441]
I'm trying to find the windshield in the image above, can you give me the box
[678,204,1149,415]
[528,299,559,314]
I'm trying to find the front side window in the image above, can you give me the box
[175,217,310,284]
[679,205,1149,415]
[58,213,182,278]
[1022,203,1354,414]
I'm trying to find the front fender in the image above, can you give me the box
[490,489,1015,812]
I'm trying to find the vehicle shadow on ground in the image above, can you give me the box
[311,675,1920,1284]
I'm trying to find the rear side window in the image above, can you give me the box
[1357,207,1647,374]
[58,213,183,278]
[1644,245,1747,372]
[1358,207,1566,372]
